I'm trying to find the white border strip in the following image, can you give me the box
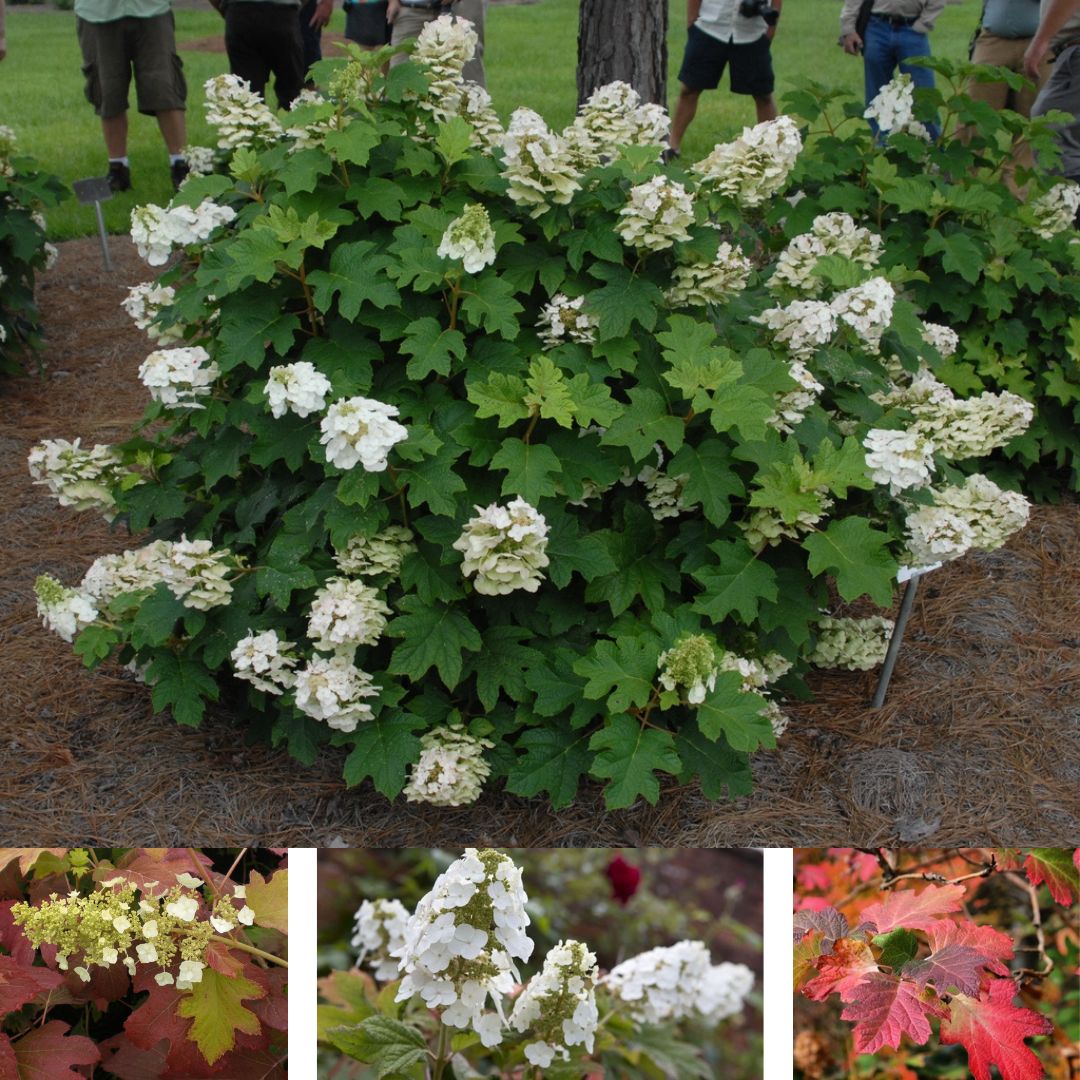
[288,847,318,1078]
[762,847,794,1080]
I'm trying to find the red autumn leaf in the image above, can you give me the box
[0,954,63,1015]
[939,978,1054,1080]
[12,1021,100,1080]
[59,956,130,1009]
[248,967,288,1032]
[0,1033,18,1080]
[96,849,213,900]
[860,883,965,934]
[0,851,68,879]
[902,943,992,998]
[96,1034,168,1080]
[925,918,1013,975]
[792,906,849,947]
[839,971,948,1054]
[197,1043,286,1080]
[124,982,193,1053]
[1021,849,1079,906]
[797,862,832,892]
[802,937,879,1002]
[0,902,35,967]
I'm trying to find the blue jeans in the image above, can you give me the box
[863,16,939,140]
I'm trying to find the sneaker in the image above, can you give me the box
[107,161,131,193]
[662,147,680,165]
[170,158,190,192]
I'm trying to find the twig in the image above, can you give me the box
[1007,871,1054,982]
[223,848,248,886]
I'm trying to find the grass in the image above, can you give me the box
[1,0,980,239]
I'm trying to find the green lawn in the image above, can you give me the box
[1,0,980,239]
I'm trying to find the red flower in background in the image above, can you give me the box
[605,856,641,905]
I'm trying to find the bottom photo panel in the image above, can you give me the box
[316,847,763,1078]
[793,847,1079,1080]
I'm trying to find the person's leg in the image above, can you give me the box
[155,110,185,154]
[101,113,128,157]
[730,34,775,123]
[225,4,272,99]
[860,18,895,138]
[753,94,777,121]
[964,31,1011,114]
[265,5,305,109]
[896,24,938,138]
[670,85,702,151]
[345,0,392,52]
[389,6,434,67]
[453,0,486,85]
[1032,45,1080,180]
[670,25,723,153]
[132,12,187,150]
[78,16,135,185]
[298,0,322,78]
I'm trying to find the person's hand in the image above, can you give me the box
[842,32,863,54]
[387,0,401,22]
[1024,36,1050,79]
[766,23,777,40]
[310,0,333,27]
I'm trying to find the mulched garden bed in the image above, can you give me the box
[1,237,1077,847]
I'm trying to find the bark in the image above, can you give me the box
[576,0,669,109]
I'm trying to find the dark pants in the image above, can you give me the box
[299,0,322,74]
[224,2,305,109]
[1032,44,1080,183]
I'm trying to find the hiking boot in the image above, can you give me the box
[107,161,132,193]
[170,158,190,192]
[662,146,680,165]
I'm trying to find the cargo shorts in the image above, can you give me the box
[76,12,187,119]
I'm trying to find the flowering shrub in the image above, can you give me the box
[793,847,1078,1080]
[0,126,65,375]
[0,847,287,1078]
[777,62,1080,498]
[31,27,1036,810]
[319,848,755,1077]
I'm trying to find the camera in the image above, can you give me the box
[739,0,780,25]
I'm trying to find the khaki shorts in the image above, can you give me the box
[76,12,187,119]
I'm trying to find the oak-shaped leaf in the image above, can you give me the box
[177,967,266,1066]
[839,971,948,1054]
[924,918,1013,975]
[245,869,288,934]
[0,901,35,966]
[588,714,682,810]
[1021,848,1079,906]
[327,1015,427,1078]
[96,1033,169,1080]
[859,883,965,934]
[939,978,1054,1080]
[12,1020,100,1080]
[801,938,878,1002]
[874,928,919,972]
[792,906,849,948]
[0,953,63,1015]
[902,943,992,998]
[95,848,214,901]
[0,850,67,878]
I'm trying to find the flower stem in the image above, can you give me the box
[432,1020,451,1080]
[205,933,289,968]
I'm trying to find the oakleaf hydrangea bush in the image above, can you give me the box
[0,125,65,374]
[31,23,1035,810]
[775,62,1080,497]
[322,848,754,1077]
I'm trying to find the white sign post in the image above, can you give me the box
[72,177,115,272]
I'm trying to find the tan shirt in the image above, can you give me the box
[838,0,946,37]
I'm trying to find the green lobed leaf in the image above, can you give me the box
[802,517,898,605]
[146,653,219,727]
[573,637,658,714]
[342,711,426,798]
[386,596,482,689]
[588,714,682,810]
[694,671,775,752]
[506,725,593,809]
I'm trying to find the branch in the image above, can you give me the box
[1006,871,1054,983]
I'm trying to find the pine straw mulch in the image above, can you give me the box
[1,237,1078,848]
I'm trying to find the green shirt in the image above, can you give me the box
[73,0,171,21]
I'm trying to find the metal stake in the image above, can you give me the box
[72,176,116,272]
[93,200,113,272]
[870,574,920,708]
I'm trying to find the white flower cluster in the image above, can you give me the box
[130,200,237,266]
[920,322,959,358]
[139,345,221,408]
[771,212,883,292]
[863,427,935,493]
[605,940,753,1027]
[156,537,237,610]
[566,81,669,164]
[668,241,753,307]
[335,526,416,578]
[294,654,381,732]
[755,299,837,358]
[658,634,718,704]
[307,577,391,654]
[230,630,300,695]
[415,13,478,83]
[403,725,494,806]
[616,175,695,252]
[203,73,283,150]
[741,484,833,551]
[906,474,1029,566]
[265,361,332,419]
[352,899,410,981]
[27,437,132,516]
[285,90,337,151]
[122,282,184,344]
[769,360,825,433]
[499,110,582,216]
[638,464,689,520]
[446,82,504,148]
[182,145,216,178]
[438,203,497,273]
[394,849,533,1047]
[537,293,597,348]
[453,497,549,595]
[807,615,894,670]
[864,73,916,133]
[1029,181,1080,239]
[691,115,803,208]
[34,575,99,643]
[830,277,895,352]
[510,940,599,1068]
[877,369,1034,460]
[319,396,408,471]
[719,649,793,737]
[0,124,16,177]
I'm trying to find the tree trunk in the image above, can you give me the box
[576,0,669,109]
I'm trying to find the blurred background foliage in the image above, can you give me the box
[318,847,763,1079]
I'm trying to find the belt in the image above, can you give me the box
[871,13,918,26]
[399,0,445,7]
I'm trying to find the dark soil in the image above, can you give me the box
[1,237,1078,847]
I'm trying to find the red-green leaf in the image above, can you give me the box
[792,906,849,946]
[840,972,948,1054]
[925,919,1013,976]
[176,967,265,1065]
[902,943,992,998]
[12,1021,100,1080]
[860,883,965,934]
[939,979,1054,1080]
[245,869,288,934]
[0,954,63,1015]
[1022,848,1079,906]
[96,848,214,900]
[802,938,878,1002]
